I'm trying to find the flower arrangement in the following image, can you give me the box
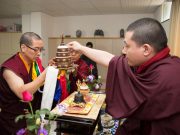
[86,64,102,91]
[15,90,57,135]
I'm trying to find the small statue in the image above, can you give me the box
[70,91,86,108]
[74,91,85,103]
[76,79,90,96]
[76,79,81,91]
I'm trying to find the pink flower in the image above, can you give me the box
[89,64,94,70]
[22,90,33,102]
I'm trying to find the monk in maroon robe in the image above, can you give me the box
[106,50,180,135]
[0,32,54,135]
[0,53,43,134]
[69,52,89,93]
[67,18,180,135]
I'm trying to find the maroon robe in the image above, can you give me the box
[106,48,180,135]
[0,53,42,134]
[69,58,89,93]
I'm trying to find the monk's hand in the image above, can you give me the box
[67,41,83,52]
[48,57,56,66]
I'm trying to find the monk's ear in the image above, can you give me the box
[142,44,153,56]
[20,44,27,53]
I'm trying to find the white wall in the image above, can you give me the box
[1,13,154,66]
[22,12,54,66]
[52,14,154,37]
[22,14,31,33]
[41,13,54,66]
[162,20,170,39]
[1,13,158,66]
[0,12,170,39]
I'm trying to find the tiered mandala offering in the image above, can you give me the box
[56,36,74,70]
[56,46,73,69]
[55,36,76,102]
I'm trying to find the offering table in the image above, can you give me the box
[51,91,106,135]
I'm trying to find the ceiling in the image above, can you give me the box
[0,0,166,18]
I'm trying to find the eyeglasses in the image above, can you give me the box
[25,45,45,52]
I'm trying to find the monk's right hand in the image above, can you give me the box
[67,41,83,52]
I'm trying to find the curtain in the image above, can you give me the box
[169,0,180,56]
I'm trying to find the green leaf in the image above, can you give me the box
[39,108,50,115]
[25,113,34,119]
[35,110,40,115]
[26,117,36,126]
[15,115,25,123]
[27,124,38,131]
[34,113,41,120]
[48,113,58,121]
[48,114,55,120]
